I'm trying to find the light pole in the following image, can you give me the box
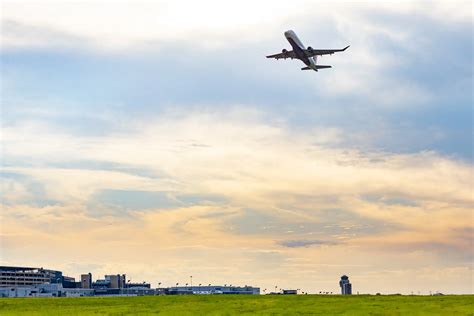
[190,276,193,287]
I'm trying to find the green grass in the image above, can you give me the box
[0,294,473,315]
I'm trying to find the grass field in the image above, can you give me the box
[0,294,473,315]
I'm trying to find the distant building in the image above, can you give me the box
[126,282,151,289]
[105,274,126,289]
[0,283,94,298]
[1,265,262,298]
[155,287,167,295]
[0,283,63,297]
[89,274,152,295]
[120,287,155,296]
[339,275,352,295]
[81,273,92,289]
[0,266,74,288]
[0,266,155,297]
[166,285,259,295]
[282,289,298,294]
[62,287,95,297]
[62,275,77,288]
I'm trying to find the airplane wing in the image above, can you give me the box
[266,50,297,60]
[304,45,350,57]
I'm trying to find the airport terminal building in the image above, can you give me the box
[166,285,260,295]
[0,265,259,297]
[0,266,70,288]
[0,266,91,297]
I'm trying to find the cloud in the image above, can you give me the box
[1,1,304,51]
[3,7,471,159]
[2,109,471,252]
[2,1,470,51]
[278,239,339,248]
[1,19,92,50]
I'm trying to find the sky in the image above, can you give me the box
[1,0,473,294]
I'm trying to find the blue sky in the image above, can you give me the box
[1,0,473,294]
[3,9,472,158]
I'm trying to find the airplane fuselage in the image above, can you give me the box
[284,30,316,69]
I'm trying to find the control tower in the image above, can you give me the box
[339,275,352,295]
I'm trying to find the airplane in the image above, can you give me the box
[266,30,349,72]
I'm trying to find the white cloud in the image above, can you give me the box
[2,1,470,50]
[1,1,303,50]
[3,107,471,227]
[2,108,472,293]
[4,0,467,111]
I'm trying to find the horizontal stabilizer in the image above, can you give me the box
[315,65,332,69]
[301,65,332,71]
